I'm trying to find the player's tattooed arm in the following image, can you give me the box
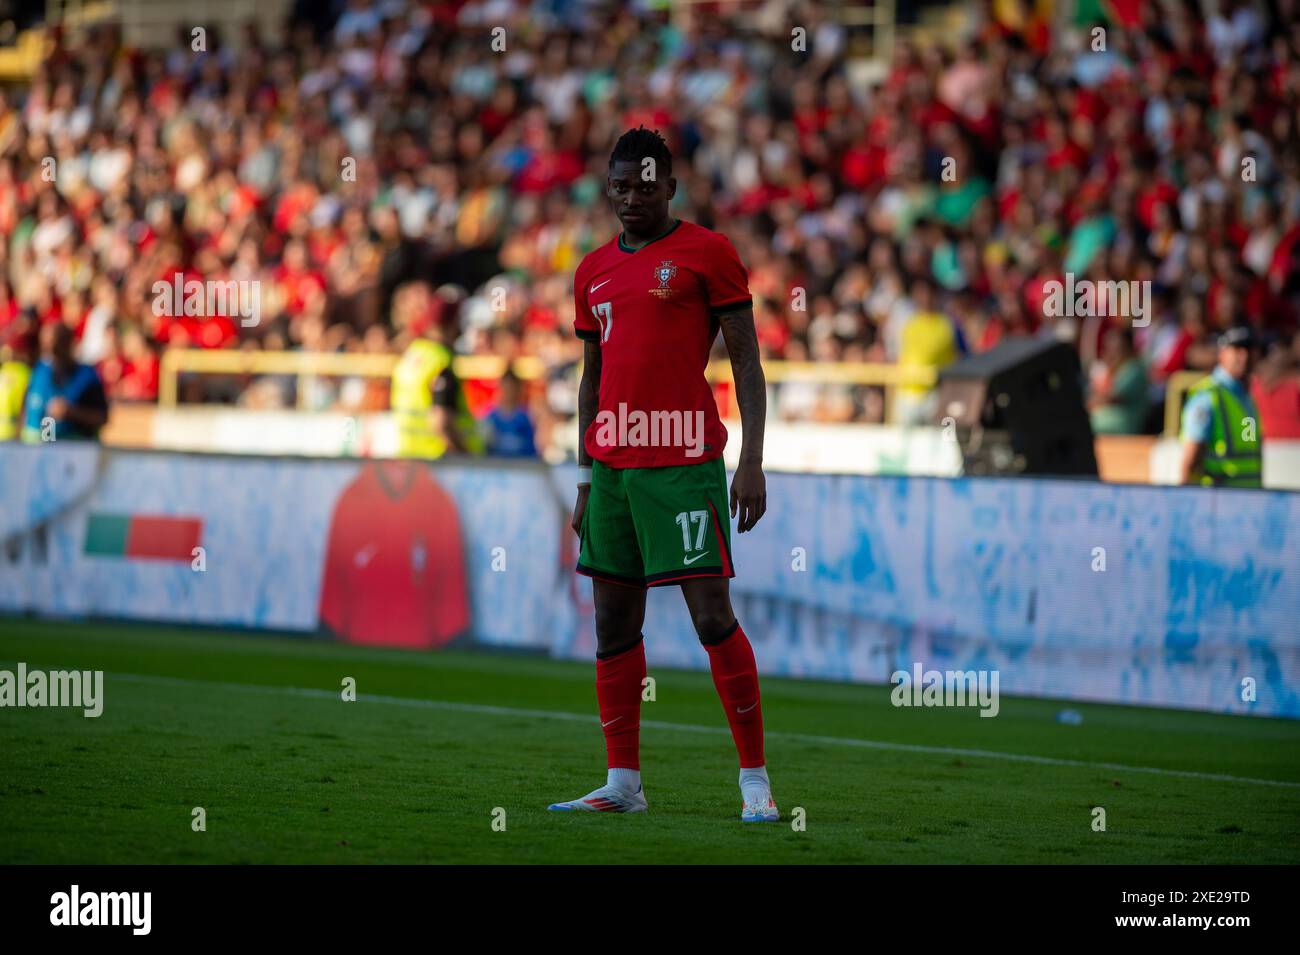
[719,308,767,532]
[573,338,602,534]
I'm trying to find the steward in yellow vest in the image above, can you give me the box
[1178,327,1262,488]
[0,353,31,441]
[390,337,483,458]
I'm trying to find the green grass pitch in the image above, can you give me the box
[1,619,1298,864]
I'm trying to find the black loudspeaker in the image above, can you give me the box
[935,337,1098,477]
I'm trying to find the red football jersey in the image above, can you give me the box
[573,219,752,468]
[319,461,470,649]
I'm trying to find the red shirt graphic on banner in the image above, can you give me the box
[319,461,469,648]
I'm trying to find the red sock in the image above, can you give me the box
[704,623,765,768]
[596,639,645,770]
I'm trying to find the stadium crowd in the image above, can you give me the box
[2,0,1300,450]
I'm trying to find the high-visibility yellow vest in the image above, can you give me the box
[0,360,30,442]
[392,340,452,459]
[390,341,484,458]
[1187,376,1262,488]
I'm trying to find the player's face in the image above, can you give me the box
[607,160,675,238]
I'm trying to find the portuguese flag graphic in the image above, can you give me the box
[84,513,203,562]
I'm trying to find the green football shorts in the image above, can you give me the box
[577,457,735,588]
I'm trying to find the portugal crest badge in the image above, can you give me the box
[651,261,678,299]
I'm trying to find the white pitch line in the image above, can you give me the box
[110,671,1300,791]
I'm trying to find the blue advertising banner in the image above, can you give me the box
[2,445,1296,717]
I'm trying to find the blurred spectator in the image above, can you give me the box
[1252,332,1300,439]
[1089,327,1150,435]
[21,322,108,442]
[896,276,958,425]
[483,369,537,458]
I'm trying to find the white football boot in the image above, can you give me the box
[739,766,779,822]
[548,783,647,813]
[741,793,780,823]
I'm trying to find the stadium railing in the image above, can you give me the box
[157,349,1209,436]
[158,348,939,421]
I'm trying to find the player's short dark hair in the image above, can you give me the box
[609,126,672,177]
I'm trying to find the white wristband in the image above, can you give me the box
[577,466,593,486]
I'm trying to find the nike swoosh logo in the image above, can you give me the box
[682,553,708,565]
[601,716,622,728]
[736,702,758,714]
[590,279,612,294]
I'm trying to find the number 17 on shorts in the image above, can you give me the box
[577,457,735,588]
